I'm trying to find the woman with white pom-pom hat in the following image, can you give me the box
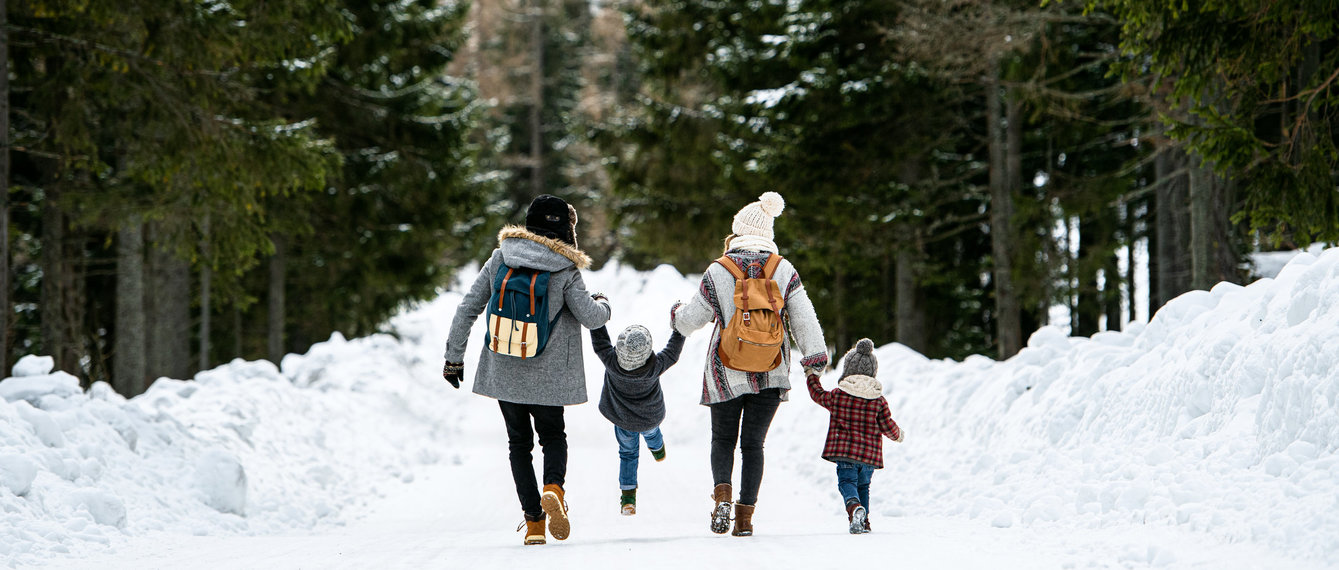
[670,191,829,537]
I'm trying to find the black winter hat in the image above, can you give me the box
[525,194,578,246]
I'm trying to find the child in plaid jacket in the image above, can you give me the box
[806,338,903,534]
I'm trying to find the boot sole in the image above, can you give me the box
[710,501,732,534]
[541,491,570,540]
[524,536,546,545]
[621,504,636,516]
[849,506,867,535]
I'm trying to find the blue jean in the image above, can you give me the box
[836,460,875,509]
[615,426,664,490]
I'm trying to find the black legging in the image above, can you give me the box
[709,388,782,506]
[499,400,567,518]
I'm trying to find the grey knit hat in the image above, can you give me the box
[840,338,878,379]
[616,325,653,371]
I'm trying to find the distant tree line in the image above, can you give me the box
[599,0,1339,360]
[2,0,1335,394]
[5,0,498,393]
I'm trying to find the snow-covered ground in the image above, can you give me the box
[2,251,1338,569]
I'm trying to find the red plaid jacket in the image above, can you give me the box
[807,374,901,469]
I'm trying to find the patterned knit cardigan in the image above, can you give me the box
[673,250,829,405]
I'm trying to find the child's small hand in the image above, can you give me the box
[669,301,683,328]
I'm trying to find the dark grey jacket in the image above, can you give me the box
[590,325,686,432]
[444,226,611,406]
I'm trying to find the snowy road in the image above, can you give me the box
[43,400,1327,570]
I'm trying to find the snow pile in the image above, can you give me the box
[812,249,1339,564]
[3,248,1338,567]
[0,318,461,566]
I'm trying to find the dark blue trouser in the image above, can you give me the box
[614,425,664,490]
[835,460,875,510]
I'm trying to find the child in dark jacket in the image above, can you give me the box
[806,338,903,534]
[589,321,685,515]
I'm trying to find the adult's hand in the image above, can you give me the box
[669,301,684,329]
[443,361,464,389]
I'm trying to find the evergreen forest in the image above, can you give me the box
[5,0,1338,395]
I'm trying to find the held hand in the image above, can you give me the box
[591,292,609,303]
[669,301,684,328]
[443,361,464,389]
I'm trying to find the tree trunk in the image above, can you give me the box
[833,264,848,354]
[1154,146,1190,310]
[894,246,928,354]
[530,0,544,197]
[0,0,9,377]
[1074,217,1100,337]
[41,188,66,370]
[146,223,191,379]
[268,235,286,364]
[200,216,211,371]
[1188,156,1215,290]
[988,65,1022,358]
[1125,199,1138,324]
[115,219,147,395]
[1104,220,1123,332]
[233,307,243,361]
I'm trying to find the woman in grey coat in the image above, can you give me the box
[442,195,611,546]
[671,191,829,537]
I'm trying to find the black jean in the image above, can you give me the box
[708,388,782,506]
[499,400,567,518]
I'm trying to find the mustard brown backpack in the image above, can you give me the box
[714,254,786,372]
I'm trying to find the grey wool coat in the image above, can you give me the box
[444,226,612,406]
[590,325,686,433]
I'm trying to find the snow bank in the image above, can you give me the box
[0,311,462,566]
[4,248,1338,567]
[823,249,1339,564]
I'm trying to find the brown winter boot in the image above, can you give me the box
[709,483,732,534]
[732,503,755,536]
[519,513,546,545]
[541,484,570,540]
[845,499,867,535]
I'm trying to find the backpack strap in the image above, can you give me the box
[528,272,538,316]
[714,256,746,280]
[761,253,783,279]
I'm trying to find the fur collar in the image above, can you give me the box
[837,374,884,399]
[498,225,592,270]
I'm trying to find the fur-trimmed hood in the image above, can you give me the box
[837,374,884,399]
[498,225,592,270]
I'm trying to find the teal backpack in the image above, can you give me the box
[485,263,561,358]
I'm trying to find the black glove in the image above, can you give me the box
[443,361,464,389]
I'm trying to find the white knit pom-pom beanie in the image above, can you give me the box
[731,192,786,240]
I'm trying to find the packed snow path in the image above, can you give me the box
[6,256,1339,569]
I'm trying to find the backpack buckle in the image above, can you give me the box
[742,311,751,323]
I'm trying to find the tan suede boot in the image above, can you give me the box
[519,514,546,545]
[732,503,755,536]
[709,483,732,534]
[541,484,570,540]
